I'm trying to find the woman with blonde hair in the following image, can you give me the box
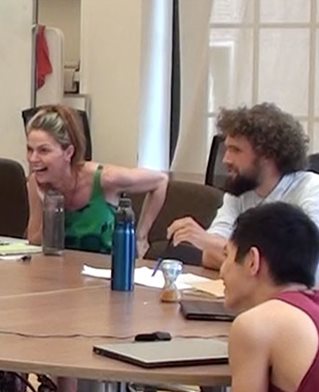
[26,104,168,392]
[26,104,168,258]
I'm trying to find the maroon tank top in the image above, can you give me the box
[269,290,319,392]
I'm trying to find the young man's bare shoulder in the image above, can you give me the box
[232,300,293,339]
[233,297,314,341]
[238,298,301,321]
[229,307,272,356]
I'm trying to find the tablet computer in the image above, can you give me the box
[180,299,235,321]
[93,338,228,368]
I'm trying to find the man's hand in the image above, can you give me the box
[167,217,207,250]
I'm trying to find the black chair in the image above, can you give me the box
[21,106,92,161]
[0,158,29,238]
[205,135,228,191]
[307,153,319,174]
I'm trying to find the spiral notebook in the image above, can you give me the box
[93,338,228,368]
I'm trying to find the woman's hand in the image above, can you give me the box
[136,237,150,259]
[102,165,168,247]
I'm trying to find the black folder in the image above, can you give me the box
[93,338,228,368]
[180,299,236,321]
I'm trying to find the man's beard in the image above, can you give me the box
[224,164,260,196]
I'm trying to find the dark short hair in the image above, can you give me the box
[231,202,319,287]
[216,102,309,174]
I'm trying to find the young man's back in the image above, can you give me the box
[220,202,319,392]
[229,291,319,392]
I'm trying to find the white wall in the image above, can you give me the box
[81,0,142,167]
[38,0,81,65]
[0,0,33,169]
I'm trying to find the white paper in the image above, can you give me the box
[0,255,24,261]
[82,265,212,290]
[0,236,28,244]
[0,255,26,261]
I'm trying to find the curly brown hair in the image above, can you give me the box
[216,102,309,174]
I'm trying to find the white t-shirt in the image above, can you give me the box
[208,171,319,238]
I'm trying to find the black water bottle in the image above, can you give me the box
[111,197,136,291]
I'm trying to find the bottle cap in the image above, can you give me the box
[45,189,64,198]
[118,198,132,208]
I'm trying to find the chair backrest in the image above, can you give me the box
[0,158,29,238]
[307,153,319,174]
[205,134,228,191]
[21,106,92,161]
[130,180,224,263]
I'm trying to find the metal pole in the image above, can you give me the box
[31,0,38,108]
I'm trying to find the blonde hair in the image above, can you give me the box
[27,105,86,166]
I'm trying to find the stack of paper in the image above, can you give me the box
[190,280,225,298]
[0,238,42,256]
[82,265,224,297]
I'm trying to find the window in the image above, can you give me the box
[208,0,319,153]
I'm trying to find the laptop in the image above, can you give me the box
[93,338,228,368]
[180,299,236,321]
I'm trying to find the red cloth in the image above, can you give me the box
[269,290,319,392]
[36,25,52,89]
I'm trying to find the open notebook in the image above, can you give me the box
[0,238,42,256]
[93,338,228,368]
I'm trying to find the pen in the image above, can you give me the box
[151,257,163,277]
[151,239,172,277]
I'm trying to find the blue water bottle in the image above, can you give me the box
[111,197,136,291]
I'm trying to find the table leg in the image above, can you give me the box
[78,380,126,392]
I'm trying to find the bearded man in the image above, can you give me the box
[167,103,319,271]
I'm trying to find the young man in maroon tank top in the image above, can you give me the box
[220,202,319,392]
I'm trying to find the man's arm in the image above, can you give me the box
[298,176,319,230]
[167,193,239,269]
[229,312,269,392]
[202,234,227,270]
[203,193,240,268]
[167,218,226,269]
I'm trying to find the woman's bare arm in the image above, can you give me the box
[102,166,168,257]
[27,174,43,245]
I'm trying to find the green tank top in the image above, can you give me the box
[65,165,116,254]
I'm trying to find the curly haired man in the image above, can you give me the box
[168,103,319,274]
